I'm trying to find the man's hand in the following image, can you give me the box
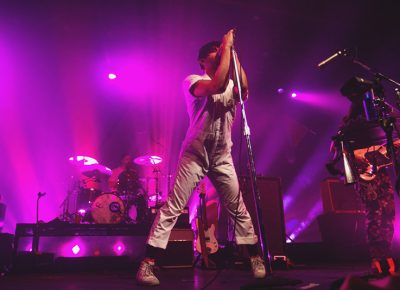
[191,29,235,97]
[221,29,235,49]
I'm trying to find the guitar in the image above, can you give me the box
[353,142,400,181]
[195,181,218,256]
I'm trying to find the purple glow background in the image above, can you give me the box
[0,0,399,246]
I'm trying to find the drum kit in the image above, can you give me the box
[62,154,166,224]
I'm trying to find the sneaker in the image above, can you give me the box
[387,257,396,275]
[371,259,383,275]
[250,256,266,279]
[370,258,397,276]
[136,259,160,286]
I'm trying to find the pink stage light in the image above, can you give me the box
[77,209,86,215]
[288,91,350,113]
[108,73,117,80]
[113,242,125,256]
[72,244,81,255]
[291,92,297,98]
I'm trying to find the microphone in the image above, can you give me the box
[317,48,348,68]
[38,192,46,197]
[230,28,237,50]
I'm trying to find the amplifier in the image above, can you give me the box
[240,176,286,259]
[0,233,13,272]
[321,178,365,213]
[157,229,194,268]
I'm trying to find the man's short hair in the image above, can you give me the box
[197,41,221,60]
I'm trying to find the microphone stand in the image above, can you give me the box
[231,47,272,274]
[32,192,46,254]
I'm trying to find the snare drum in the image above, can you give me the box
[91,193,125,224]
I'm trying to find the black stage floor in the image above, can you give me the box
[0,263,373,290]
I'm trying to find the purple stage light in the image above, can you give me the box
[277,88,285,94]
[291,92,297,98]
[283,196,293,210]
[289,91,350,113]
[77,209,86,215]
[113,242,125,255]
[72,244,81,255]
[108,73,117,80]
[286,233,296,243]
[287,201,322,242]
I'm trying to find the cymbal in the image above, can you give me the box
[148,194,162,202]
[80,163,112,176]
[69,155,98,166]
[134,155,162,166]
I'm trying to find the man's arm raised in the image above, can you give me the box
[191,29,235,97]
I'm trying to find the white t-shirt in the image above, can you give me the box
[181,74,236,152]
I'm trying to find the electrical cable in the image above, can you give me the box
[199,269,223,290]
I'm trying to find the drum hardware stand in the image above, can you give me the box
[32,192,46,254]
[59,195,69,221]
[231,46,272,274]
[153,165,162,208]
[119,194,130,224]
[60,188,75,222]
[167,172,172,195]
[61,175,80,223]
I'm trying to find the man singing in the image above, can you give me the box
[136,29,266,286]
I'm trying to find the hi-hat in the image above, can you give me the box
[69,156,98,166]
[134,155,162,166]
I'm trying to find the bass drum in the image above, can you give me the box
[91,193,125,224]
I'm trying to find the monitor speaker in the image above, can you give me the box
[240,176,286,259]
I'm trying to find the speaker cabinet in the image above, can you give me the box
[158,229,194,268]
[240,176,286,258]
[321,178,365,213]
[0,233,13,271]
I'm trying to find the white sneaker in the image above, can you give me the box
[250,256,266,279]
[136,259,160,286]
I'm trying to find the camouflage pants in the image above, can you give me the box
[357,169,395,260]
